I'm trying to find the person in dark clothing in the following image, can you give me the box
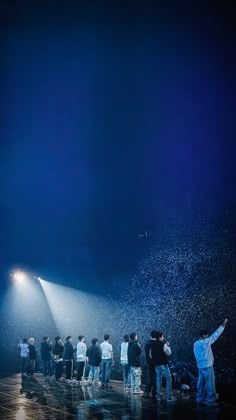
[86,338,102,384]
[128,333,143,394]
[150,331,175,402]
[27,338,37,376]
[143,330,157,399]
[64,336,76,383]
[53,337,64,381]
[41,336,53,378]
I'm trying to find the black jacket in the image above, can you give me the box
[41,342,52,361]
[128,341,141,367]
[86,344,102,367]
[64,341,75,360]
[28,344,37,360]
[149,340,169,366]
[145,339,156,365]
[53,343,64,359]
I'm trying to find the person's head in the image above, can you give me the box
[43,336,49,342]
[155,331,164,341]
[55,336,62,344]
[104,334,110,342]
[130,333,138,341]
[66,336,72,343]
[22,338,28,344]
[78,335,85,342]
[123,334,129,343]
[92,338,98,346]
[28,338,35,345]
[150,330,157,338]
[199,329,209,339]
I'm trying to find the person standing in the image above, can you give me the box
[86,338,102,385]
[127,333,143,394]
[120,334,130,390]
[100,334,114,389]
[76,335,87,383]
[18,338,29,377]
[27,338,37,376]
[64,336,75,383]
[194,319,228,406]
[143,330,157,399]
[53,337,64,381]
[41,336,53,379]
[150,331,175,402]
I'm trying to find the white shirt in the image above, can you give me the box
[194,325,224,368]
[20,343,28,357]
[163,343,171,356]
[120,341,128,364]
[100,341,113,360]
[76,342,87,362]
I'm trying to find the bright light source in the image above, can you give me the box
[37,277,42,281]
[12,271,25,283]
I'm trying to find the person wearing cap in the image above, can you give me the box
[193,319,228,406]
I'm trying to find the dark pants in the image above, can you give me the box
[77,361,85,381]
[145,364,157,396]
[42,360,52,377]
[55,361,63,380]
[27,359,36,375]
[65,360,73,380]
[21,357,28,374]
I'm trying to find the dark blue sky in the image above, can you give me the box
[1,1,236,294]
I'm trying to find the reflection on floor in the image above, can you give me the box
[0,373,235,419]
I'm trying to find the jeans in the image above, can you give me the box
[130,366,141,392]
[122,363,131,387]
[197,366,216,404]
[65,360,73,380]
[42,360,52,377]
[155,365,172,399]
[88,365,100,383]
[145,364,157,396]
[101,359,112,385]
[55,361,63,380]
[27,359,36,375]
[21,357,28,374]
[77,361,85,380]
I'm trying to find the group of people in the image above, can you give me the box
[18,318,228,405]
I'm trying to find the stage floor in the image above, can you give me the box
[0,373,235,419]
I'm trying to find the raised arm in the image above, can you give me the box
[208,319,228,345]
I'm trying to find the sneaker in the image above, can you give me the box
[167,396,177,402]
[133,389,143,394]
[106,385,112,389]
[101,384,105,388]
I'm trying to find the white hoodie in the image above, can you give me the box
[194,325,224,368]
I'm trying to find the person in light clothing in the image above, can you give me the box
[18,338,29,376]
[76,335,87,383]
[120,334,130,390]
[100,334,114,389]
[194,319,228,406]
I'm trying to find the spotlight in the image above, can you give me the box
[12,271,25,283]
[37,277,41,281]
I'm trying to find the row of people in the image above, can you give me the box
[18,318,228,404]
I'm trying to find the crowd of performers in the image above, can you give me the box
[18,319,228,406]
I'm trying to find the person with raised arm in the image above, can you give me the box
[193,318,228,406]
